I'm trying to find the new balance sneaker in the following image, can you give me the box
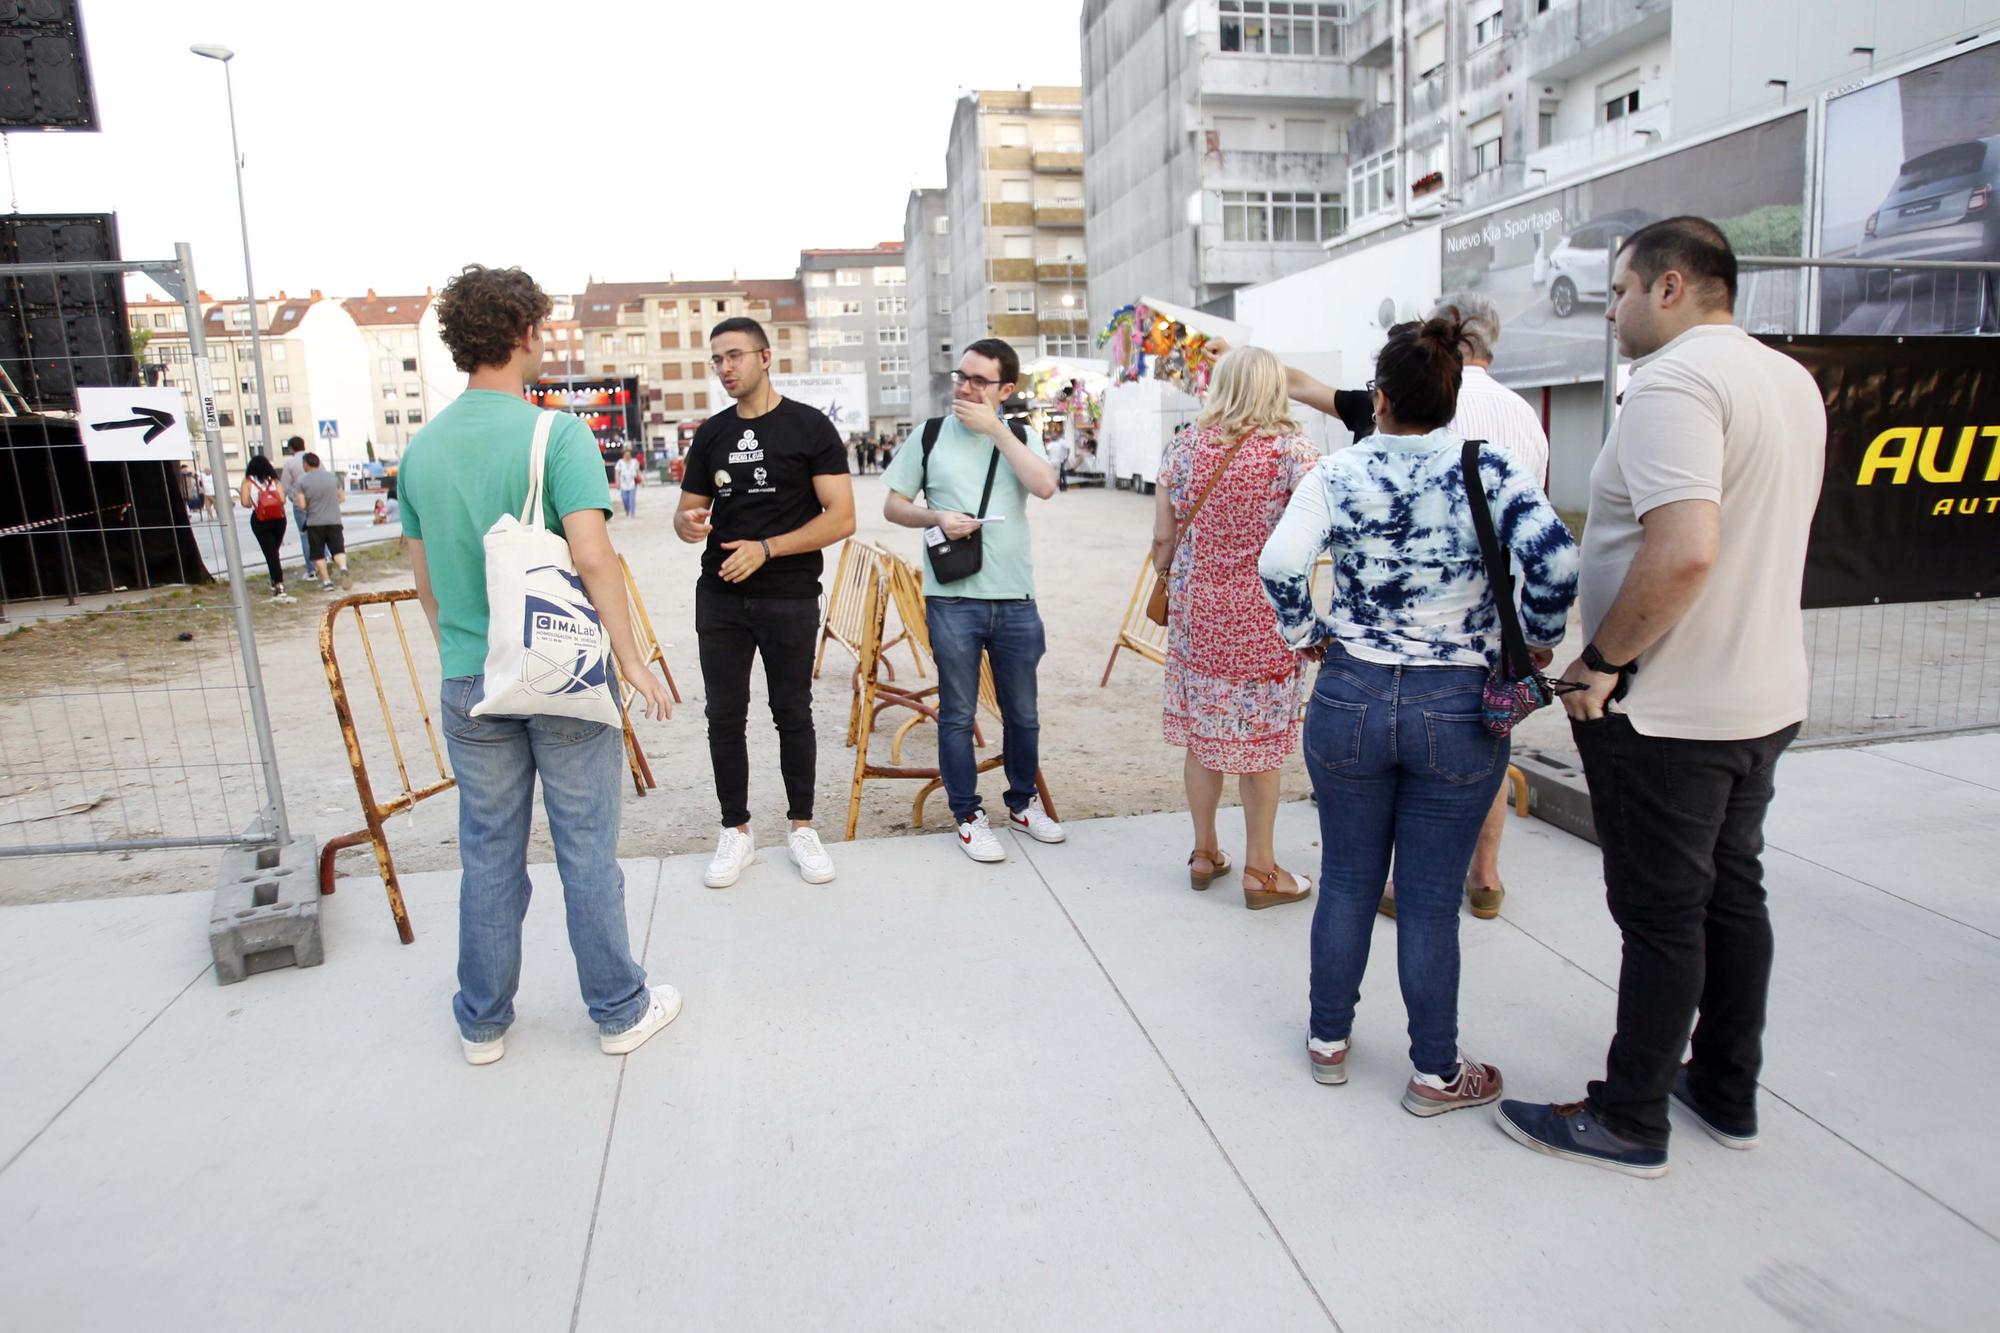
[1007,797,1066,843]
[956,811,1007,863]
[1495,1099,1670,1178]
[787,827,835,885]
[1308,1036,1350,1085]
[703,827,756,888]
[1402,1054,1503,1117]
[600,985,682,1056]
[1670,1066,1760,1149]
[461,1033,505,1066]
[337,566,353,591]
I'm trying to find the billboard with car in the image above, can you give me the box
[1817,40,2000,335]
[1439,114,1808,387]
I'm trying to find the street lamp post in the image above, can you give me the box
[191,43,278,475]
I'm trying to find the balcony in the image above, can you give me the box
[1342,0,1393,67]
[987,202,1035,226]
[991,314,1038,340]
[1034,204,1085,227]
[1038,312,1092,337]
[1196,52,1370,107]
[1524,100,1670,183]
[1033,148,1083,174]
[1206,150,1346,190]
[984,146,1032,171]
[1199,236,1332,288]
[987,258,1036,283]
[1525,0,1672,81]
[1346,101,1397,160]
[1036,256,1088,282]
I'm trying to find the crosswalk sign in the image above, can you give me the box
[317,419,338,440]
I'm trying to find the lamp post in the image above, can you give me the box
[191,43,278,473]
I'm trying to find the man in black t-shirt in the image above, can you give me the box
[675,317,856,890]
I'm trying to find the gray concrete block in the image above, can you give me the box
[1514,747,1598,845]
[209,836,323,985]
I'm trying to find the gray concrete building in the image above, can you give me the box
[945,87,1090,373]
[799,243,911,437]
[902,188,954,422]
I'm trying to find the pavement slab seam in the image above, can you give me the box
[1011,834,1344,1333]
[570,859,664,1333]
[0,956,211,1179]
[1762,842,2000,945]
[1493,886,2000,1249]
[1869,741,2000,794]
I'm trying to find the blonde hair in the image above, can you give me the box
[1197,345,1297,441]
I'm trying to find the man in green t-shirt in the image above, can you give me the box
[399,263,677,1067]
[883,338,1065,865]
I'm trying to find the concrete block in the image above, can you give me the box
[1514,747,1597,844]
[209,835,323,984]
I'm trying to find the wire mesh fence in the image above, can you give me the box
[0,244,288,857]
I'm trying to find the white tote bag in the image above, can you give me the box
[469,411,623,727]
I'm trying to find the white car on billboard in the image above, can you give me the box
[1546,210,1657,318]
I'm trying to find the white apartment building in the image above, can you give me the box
[946,87,1092,369]
[799,243,912,435]
[341,291,463,461]
[902,188,954,421]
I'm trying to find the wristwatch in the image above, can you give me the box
[759,539,772,561]
[1581,641,1631,676]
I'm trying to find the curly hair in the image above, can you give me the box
[435,264,552,373]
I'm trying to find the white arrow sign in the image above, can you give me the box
[79,387,193,463]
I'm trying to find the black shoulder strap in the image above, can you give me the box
[919,416,1015,519]
[1460,439,1530,679]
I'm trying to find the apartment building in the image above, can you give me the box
[571,276,808,447]
[798,242,912,435]
[1082,0,1359,324]
[902,188,953,421]
[945,87,1092,372]
[131,291,372,485]
[340,290,462,460]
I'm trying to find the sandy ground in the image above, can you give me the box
[17,476,1577,907]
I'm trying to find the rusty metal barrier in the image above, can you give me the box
[317,588,660,944]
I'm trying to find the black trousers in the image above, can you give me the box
[249,515,287,586]
[694,585,820,828]
[1573,713,1799,1147]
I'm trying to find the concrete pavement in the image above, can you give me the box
[1,735,1995,1331]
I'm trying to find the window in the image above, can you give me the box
[665,394,685,411]
[779,359,793,373]
[881,384,910,405]
[246,410,261,426]
[240,380,252,395]
[407,411,422,425]
[714,300,727,314]
[1599,71,1641,124]
[663,362,683,380]
[381,385,397,400]
[839,331,865,347]
[933,216,949,235]
[1538,101,1558,149]
[1004,235,1032,259]
[1003,178,1030,203]
[383,409,400,425]
[1005,289,1033,314]
[378,356,394,373]
[406,385,422,398]
[998,122,1028,147]
[835,269,863,286]
[600,335,615,353]
[878,327,908,345]
[276,407,293,425]
[217,411,234,427]
[272,375,290,392]
[401,357,417,372]
[875,296,907,315]
[625,333,645,352]
[152,313,168,328]
[1413,23,1445,80]
[878,266,905,285]
[1224,190,1345,243]
[1349,150,1397,218]
[1041,333,1091,358]
[661,331,681,349]
[1472,9,1502,48]
[878,356,909,375]
[269,344,284,363]
[1223,191,1270,242]
[841,300,863,316]
[658,300,677,313]
[1470,113,1504,176]
[807,271,832,288]
[1219,2,1342,57]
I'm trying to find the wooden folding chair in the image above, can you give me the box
[1099,553,1171,686]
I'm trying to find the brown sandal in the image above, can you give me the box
[1188,848,1231,891]
[1243,864,1313,911]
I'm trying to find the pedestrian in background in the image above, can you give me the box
[616,446,642,518]
[237,454,295,603]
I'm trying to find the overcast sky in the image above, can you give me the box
[11,0,1084,301]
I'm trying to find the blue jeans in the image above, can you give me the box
[925,597,1045,822]
[441,675,650,1042]
[1302,646,1508,1077]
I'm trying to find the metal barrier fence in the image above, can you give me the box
[0,245,290,857]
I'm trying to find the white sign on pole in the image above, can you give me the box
[78,386,193,463]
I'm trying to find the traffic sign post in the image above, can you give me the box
[317,419,338,472]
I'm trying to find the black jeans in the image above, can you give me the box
[694,585,820,828]
[1572,713,1800,1148]
[249,515,287,587]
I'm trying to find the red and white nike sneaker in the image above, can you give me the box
[956,811,1008,863]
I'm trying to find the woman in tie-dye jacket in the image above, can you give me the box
[1258,314,1579,1120]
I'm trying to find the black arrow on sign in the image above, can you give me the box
[89,406,176,445]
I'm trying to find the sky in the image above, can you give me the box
[9,0,1085,301]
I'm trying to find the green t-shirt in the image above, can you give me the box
[882,416,1047,600]
[398,390,612,679]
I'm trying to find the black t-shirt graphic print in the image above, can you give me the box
[683,397,849,598]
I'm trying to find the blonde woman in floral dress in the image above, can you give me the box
[1152,347,1320,910]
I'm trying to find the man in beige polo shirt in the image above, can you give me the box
[1497,217,1827,1177]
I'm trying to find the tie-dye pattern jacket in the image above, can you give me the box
[1257,427,1579,670]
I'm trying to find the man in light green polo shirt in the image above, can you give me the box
[883,338,1065,864]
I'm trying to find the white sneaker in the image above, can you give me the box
[600,985,683,1056]
[461,1033,505,1066]
[1007,797,1066,844]
[956,811,1008,863]
[787,827,835,884]
[703,827,756,888]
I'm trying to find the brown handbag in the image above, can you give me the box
[1148,432,1255,626]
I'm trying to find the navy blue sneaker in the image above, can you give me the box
[1670,1066,1759,1150]
[1495,1099,1669,1178]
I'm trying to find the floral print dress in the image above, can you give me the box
[1161,424,1321,774]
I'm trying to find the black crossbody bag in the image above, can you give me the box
[918,416,1026,584]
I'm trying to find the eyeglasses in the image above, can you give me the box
[1366,379,1379,393]
[709,349,762,370]
[951,370,1005,390]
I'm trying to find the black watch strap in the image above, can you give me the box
[1582,641,1630,675]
